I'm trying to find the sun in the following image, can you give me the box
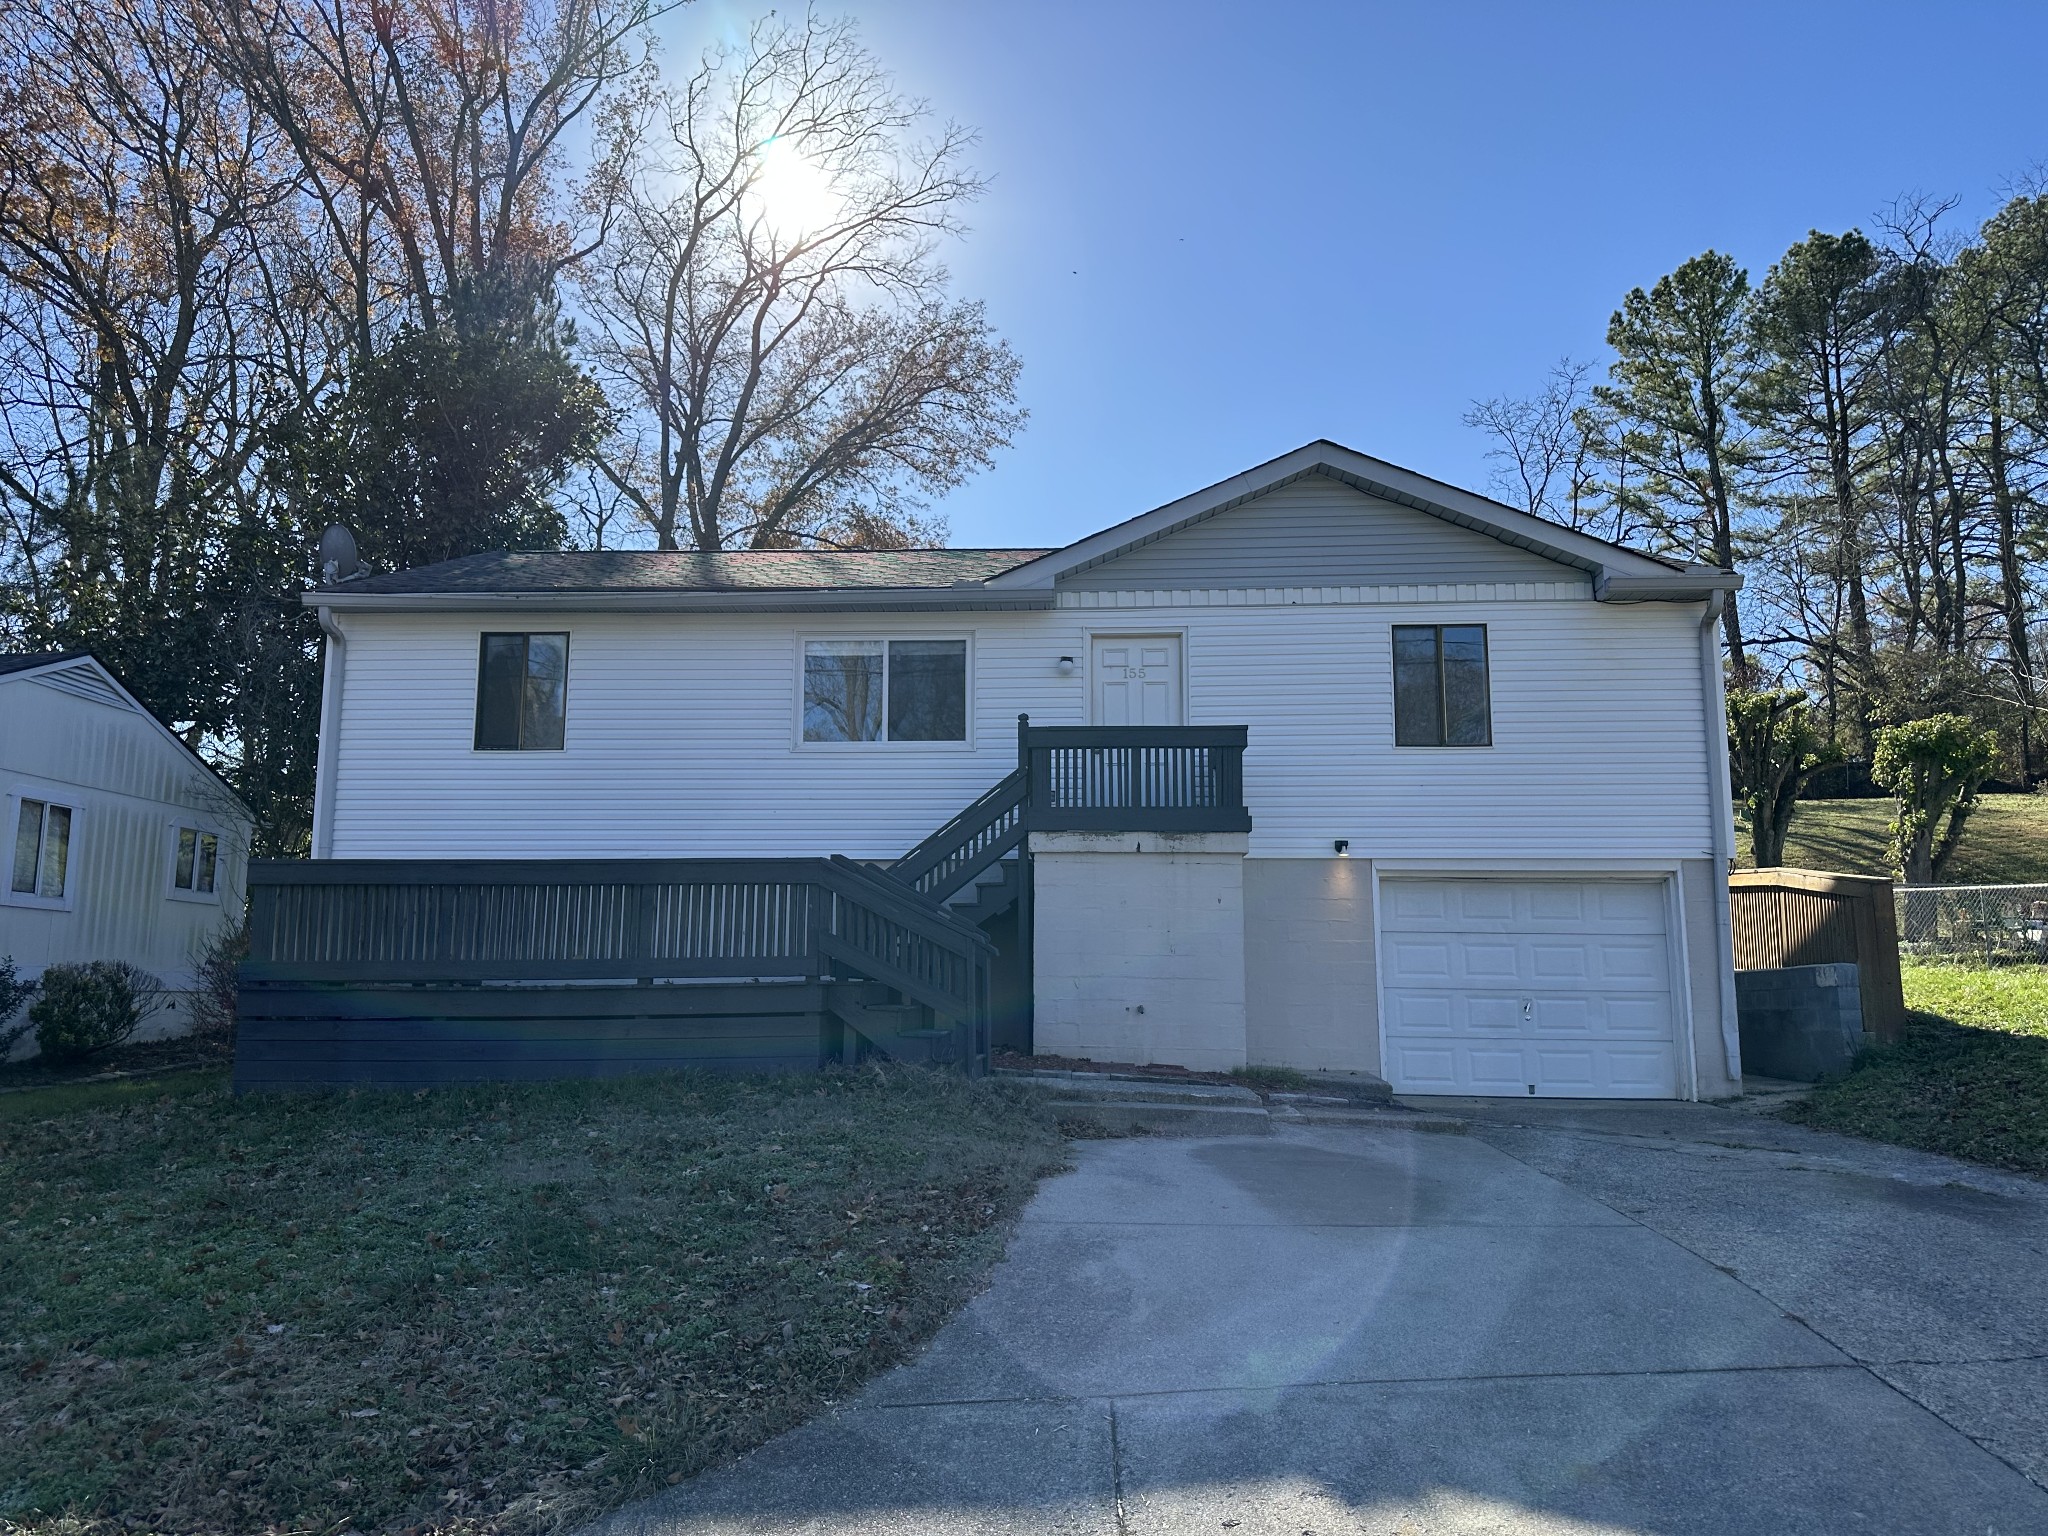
[748,135,843,239]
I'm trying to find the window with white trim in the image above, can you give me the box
[9,795,75,904]
[170,825,221,900]
[803,639,968,743]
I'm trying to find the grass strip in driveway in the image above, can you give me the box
[0,1066,1065,1535]
[1785,958,2048,1175]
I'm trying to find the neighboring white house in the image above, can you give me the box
[1,651,253,1052]
[304,441,1743,1099]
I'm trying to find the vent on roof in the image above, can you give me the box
[32,661,133,711]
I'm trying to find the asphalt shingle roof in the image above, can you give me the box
[321,548,1055,596]
[0,650,89,677]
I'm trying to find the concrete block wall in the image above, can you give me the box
[1735,963,1867,1082]
[1029,832,1248,1071]
[1244,858,1378,1073]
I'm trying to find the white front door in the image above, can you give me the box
[1378,877,1682,1099]
[1091,636,1183,726]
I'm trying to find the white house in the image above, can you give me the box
[1,651,253,1051]
[302,441,1743,1099]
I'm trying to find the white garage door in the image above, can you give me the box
[1379,877,1681,1099]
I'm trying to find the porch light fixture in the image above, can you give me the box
[1333,839,1350,856]
[1057,656,1076,675]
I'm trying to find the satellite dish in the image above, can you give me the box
[317,524,360,585]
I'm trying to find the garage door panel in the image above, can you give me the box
[1384,937,1454,984]
[1530,942,1592,982]
[1391,1046,1458,1091]
[1380,877,1681,1099]
[1465,1049,1526,1092]
[1606,1046,1679,1089]
[1461,942,1521,981]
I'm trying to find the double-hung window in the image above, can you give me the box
[1393,624,1492,747]
[170,826,220,900]
[803,639,968,743]
[475,633,569,751]
[9,795,75,905]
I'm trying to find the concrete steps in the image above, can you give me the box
[998,1068,1463,1137]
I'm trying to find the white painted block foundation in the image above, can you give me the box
[1028,832,1248,1071]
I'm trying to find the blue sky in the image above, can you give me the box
[657,1,2048,550]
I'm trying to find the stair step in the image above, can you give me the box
[1001,1070,1261,1106]
[1045,1099,1273,1137]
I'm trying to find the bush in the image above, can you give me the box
[28,961,165,1061]
[0,954,37,1057]
[188,921,249,1045]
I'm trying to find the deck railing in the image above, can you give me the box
[243,855,993,1065]
[889,719,1252,904]
[1023,723,1250,833]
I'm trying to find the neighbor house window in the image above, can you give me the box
[804,639,967,743]
[10,796,74,902]
[1393,624,1491,747]
[171,826,219,898]
[475,633,568,750]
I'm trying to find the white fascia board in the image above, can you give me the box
[984,440,1710,596]
[302,587,1059,615]
[1,657,255,823]
[1594,567,1745,601]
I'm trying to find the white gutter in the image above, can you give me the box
[301,587,1058,615]
[311,605,345,859]
[1698,592,1741,1086]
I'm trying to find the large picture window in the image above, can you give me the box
[804,639,967,743]
[9,795,74,903]
[475,633,569,751]
[1393,624,1491,747]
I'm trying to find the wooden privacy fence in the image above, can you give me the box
[1728,868,1905,1040]
[237,856,993,1089]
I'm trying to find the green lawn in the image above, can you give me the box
[0,1067,1065,1536]
[1736,794,2048,884]
[1785,956,2048,1175]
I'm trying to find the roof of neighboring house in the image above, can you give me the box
[0,649,90,677]
[0,650,253,821]
[330,548,1056,597]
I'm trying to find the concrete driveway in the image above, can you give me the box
[591,1101,2048,1535]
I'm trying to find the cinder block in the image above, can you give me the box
[1736,963,1868,1081]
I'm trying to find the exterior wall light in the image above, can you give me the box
[1057,656,1076,675]
[1333,839,1350,856]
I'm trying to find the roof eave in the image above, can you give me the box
[1593,568,1744,602]
[304,585,1060,614]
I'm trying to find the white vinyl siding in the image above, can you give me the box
[324,595,1713,863]
[1054,475,1572,589]
[0,673,249,1001]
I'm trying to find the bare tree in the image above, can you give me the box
[0,0,300,687]
[1463,359,1610,531]
[203,0,670,350]
[578,13,1024,550]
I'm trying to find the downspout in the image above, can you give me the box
[311,606,345,859]
[1699,592,1741,1088]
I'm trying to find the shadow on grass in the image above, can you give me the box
[1785,1011,2048,1176]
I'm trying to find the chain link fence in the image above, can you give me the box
[1896,883,2048,962]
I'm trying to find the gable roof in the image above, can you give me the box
[306,440,1738,612]
[985,440,1740,600]
[0,651,253,821]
